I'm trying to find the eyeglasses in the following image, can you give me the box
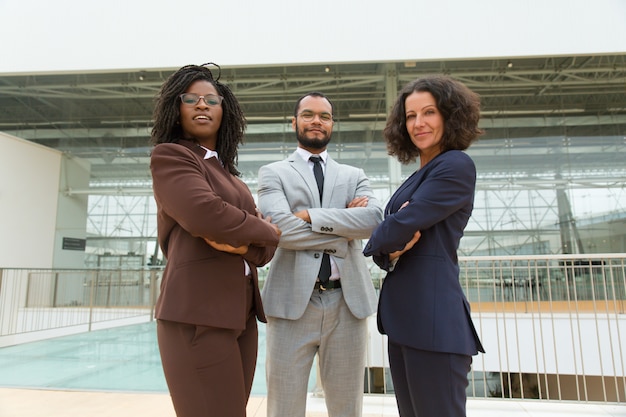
[179,93,224,106]
[297,111,333,124]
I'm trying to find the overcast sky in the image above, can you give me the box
[1,0,625,73]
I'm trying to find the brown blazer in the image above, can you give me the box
[150,140,278,329]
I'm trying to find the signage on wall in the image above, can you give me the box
[62,237,86,251]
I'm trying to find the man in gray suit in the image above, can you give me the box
[258,91,383,417]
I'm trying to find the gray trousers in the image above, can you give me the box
[265,288,368,417]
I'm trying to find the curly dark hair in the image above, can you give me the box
[384,75,483,164]
[150,63,246,176]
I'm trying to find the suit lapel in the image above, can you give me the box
[288,151,321,206]
[387,168,423,215]
[323,157,340,208]
[387,151,446,215]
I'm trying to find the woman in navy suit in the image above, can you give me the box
[364,75,485,417]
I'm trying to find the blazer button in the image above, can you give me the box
[314,253,320,258]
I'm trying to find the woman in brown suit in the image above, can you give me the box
[150,63,281,417]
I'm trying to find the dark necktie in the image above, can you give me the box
[309,155,331,283]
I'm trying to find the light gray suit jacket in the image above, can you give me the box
[258,151,383,320]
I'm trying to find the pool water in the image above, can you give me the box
[0,322,314,395]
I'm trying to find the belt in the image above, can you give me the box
[314,279,341,291]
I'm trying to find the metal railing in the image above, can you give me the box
[460,255,626,402]
[1,254,624,403]
[0,268,160,342]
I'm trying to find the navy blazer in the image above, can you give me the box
[364,150,484,356]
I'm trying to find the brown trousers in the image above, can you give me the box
[157,280,258,417]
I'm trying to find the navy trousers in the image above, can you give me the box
[388,341,472,417]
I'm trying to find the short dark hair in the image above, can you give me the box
[384,75,483,164]
[293,91,335,118]
[150,63,246,176]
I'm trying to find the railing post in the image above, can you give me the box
[105,271,112,308]
[52,272,59,307]
[138,270,144,305]
[88,270,96,332]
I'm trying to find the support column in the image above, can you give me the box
[384,63,402,194]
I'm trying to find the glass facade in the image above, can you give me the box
[0,56,624,266]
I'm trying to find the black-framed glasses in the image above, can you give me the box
[297,111,333,123]
[179,93,224,107]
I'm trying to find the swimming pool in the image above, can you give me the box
[0,322,314,395]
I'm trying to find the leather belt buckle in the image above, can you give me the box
[315,279,340,292]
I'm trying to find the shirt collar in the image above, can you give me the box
[199,146,219,160]
[296,147,328,164]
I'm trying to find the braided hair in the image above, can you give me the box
[151,63,246,176]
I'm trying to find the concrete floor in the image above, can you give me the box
[1,388,625,417]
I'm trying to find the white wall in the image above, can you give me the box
[52,156,90,268]
[1,0,625,74]
[475,313,626,377]
[0,133,89,268]
[0,133,61,268]
[367,313,626,377]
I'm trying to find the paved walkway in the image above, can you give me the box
[1,388,625,417]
